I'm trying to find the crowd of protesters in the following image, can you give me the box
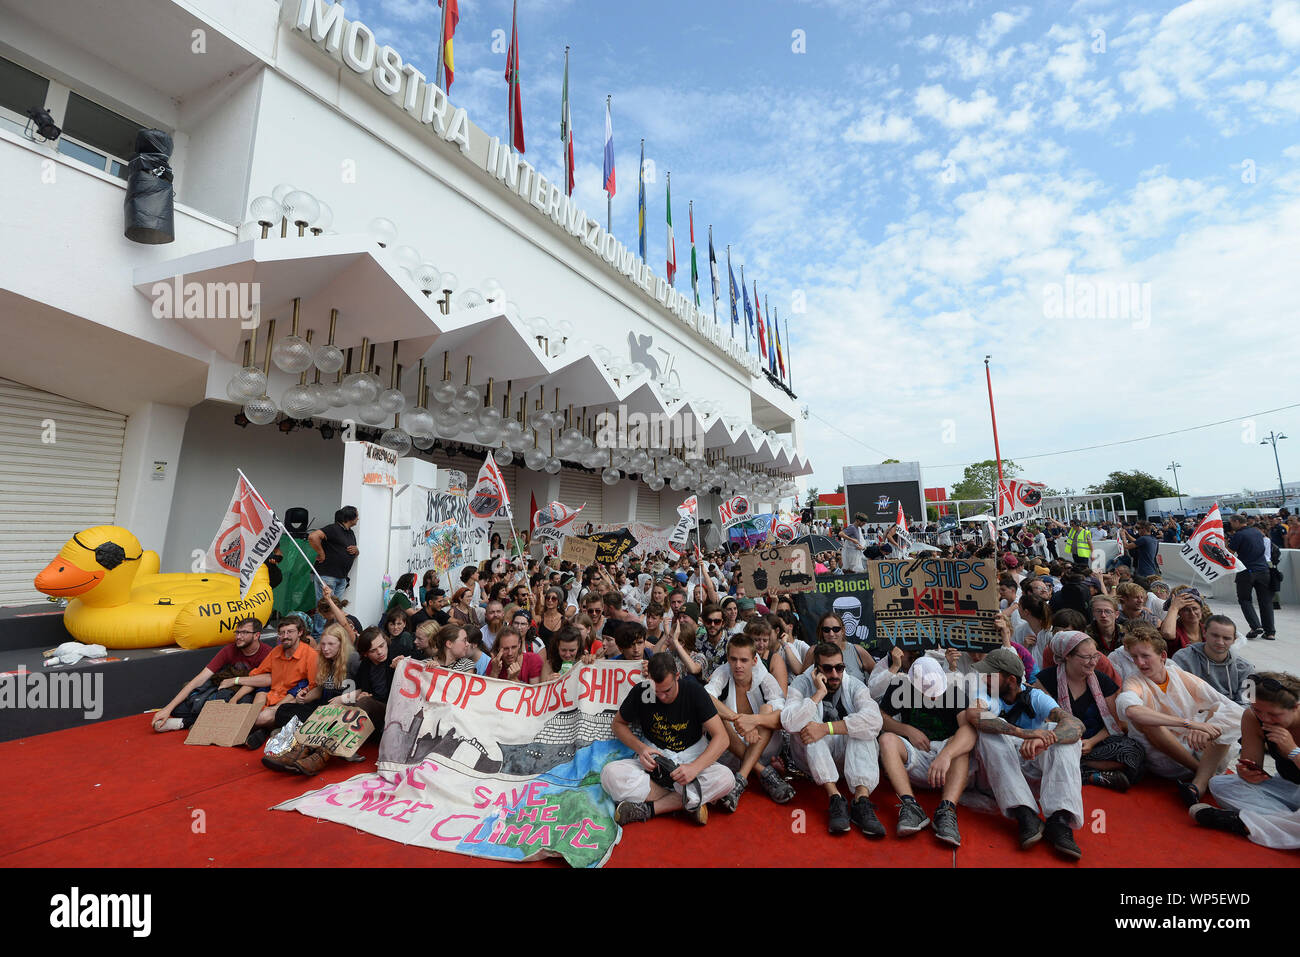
[150,503,1299,856]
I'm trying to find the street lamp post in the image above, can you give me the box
[1260,432,1288,508]
[1167,461,1184,512]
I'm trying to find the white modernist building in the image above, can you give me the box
[0,0,809,607]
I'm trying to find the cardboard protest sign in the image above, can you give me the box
[737,544,816,595]
[185,700,259,747]
[996,479,1045,531]
[426,520,462,577]
[560,535,598,566]
[584,529,638,563]
[1180,504,1246,584]
[293,703,375,757]
[275,661,645,868]
[791,573,880,656]
[869,557,999,651]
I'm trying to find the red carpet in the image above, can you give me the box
[0,715,1290,868]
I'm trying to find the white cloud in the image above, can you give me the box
[1273,0,1300,46]
[845,107,922,143]
[914,84,999,127]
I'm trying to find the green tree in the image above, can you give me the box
[834,484,845,494]
[805,486,820,504]
[881,458,900,464]
[1085,471,1177,519]
[951,459,1021,503]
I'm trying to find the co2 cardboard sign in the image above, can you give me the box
[737,544,816,595]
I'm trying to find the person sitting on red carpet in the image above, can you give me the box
[707,631,795,813]
[1115,630,1242,807]
[780,641,885,837]
[877,657,978,848]
[602,652,734,826]
[965,647,1086,860]
[1196,671,1300,848]
[216,617,317,747]
[151,617,269,732]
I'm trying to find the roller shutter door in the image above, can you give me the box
[0,378,126,606]
[559,469,603,527]
[635,487,661,526]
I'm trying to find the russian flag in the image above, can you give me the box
[603,99,615,197]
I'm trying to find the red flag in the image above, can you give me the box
[438,0,459,90]
[505,0,525,153]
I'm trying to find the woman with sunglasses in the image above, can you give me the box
[537,587,567,647]
[802,612,875,681]
[1034,630,1145,791]
[1195,671,1300,847]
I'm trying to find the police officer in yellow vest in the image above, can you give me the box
[1066,518,1092,570]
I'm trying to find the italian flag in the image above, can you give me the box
[666,175,677,285]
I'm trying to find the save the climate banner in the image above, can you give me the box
[275,660,645,868]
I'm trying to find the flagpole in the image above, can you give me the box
[726,244,734,338]
[709,225,718,325]
[235,467,328,592]
[784,309,792,391]
[741,264,749,353]
[506,0,517,148]
[984,355,1005,496]
[764,292,770,370]
[561,46,569,197]
[666,171,672,285]
[605,95,612,232]
[435,0,447,91]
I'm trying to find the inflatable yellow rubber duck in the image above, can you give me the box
[34,526,274,649]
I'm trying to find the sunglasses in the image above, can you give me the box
[818,663,846,674]
[821,625,843,634]
[707,617,723,625]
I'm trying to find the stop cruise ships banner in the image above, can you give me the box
[275,660,645,868]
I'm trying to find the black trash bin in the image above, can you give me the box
[123,128,174,244]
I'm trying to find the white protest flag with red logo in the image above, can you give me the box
[668,495,697,553]
[469,453,512,523]
[1180,504,1247,584]
[205,471,284,599]
[896,503,909,536]
[996,478,1046,531]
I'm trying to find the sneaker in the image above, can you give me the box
[1045,811,1081,860]
[1189,803,1250,837]
[1085,769,1130,792]
[759,765,795,804]
[615,801,652,825]
[933,800,961,847]
[157,717,184,733]
[850,796,886,838]
[828,794,851,834]
[687,801,709,826]
[719,774,746,813]
[1013,805,1044,849]
[1246,628,1264,640]
[896,795,930,837]
[243,727,269,750]
[1263,633,1276,641]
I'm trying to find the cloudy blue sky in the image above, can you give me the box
[342,0,1300,502]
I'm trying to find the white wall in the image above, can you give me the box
[115,401,190,554]
[178,65,264,226]
[161,399,344,571]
